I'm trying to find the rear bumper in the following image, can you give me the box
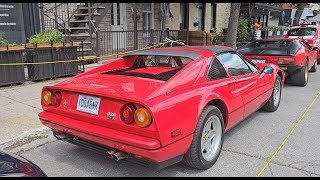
[38,111,193,163]
[278,65,303,76]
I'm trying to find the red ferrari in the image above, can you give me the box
[38,46,285,170]
[237,38,318,86]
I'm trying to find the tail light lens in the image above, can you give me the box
[306,39,314,45]
[279,57,295,64]
[134,108,152,127]
[41,90,62,107]
[42,90,52,106]
[51,91,62,107]
[120,103,136,124]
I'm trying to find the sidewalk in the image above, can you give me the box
[0,61,108,153]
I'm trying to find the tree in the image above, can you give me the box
[293,3,306,25]
[225,3,241,49]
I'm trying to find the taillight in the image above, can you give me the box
[134,108,152,127]
[279,57,295,64]
[306,39,314,45]
[41,90,61,107]
[51,91,62,107]
[120,103,136,124]
[42,90,52,106]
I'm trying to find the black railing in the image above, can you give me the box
[96,29,189,57]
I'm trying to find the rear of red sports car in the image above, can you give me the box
[38,48,207,169]
[39,46,284,170]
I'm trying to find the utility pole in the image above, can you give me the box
[133,3,138,50]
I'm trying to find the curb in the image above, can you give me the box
[0,127,57,154]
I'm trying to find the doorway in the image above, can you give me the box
[111,3,127,50]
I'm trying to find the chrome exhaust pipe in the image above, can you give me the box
[106,150,118,159]
[112,151,129,161]
[53,132,72,142]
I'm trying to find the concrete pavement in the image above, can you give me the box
[0,62,104,151]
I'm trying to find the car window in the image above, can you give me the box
[134,55,192,68]
[236,52,259,72]
[288,27,317,36]
[207,58,229,81]
[252,41,292,48]
[218,52,252,76]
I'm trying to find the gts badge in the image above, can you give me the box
[107,112,116,121]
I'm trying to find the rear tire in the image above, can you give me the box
[182,106,224,170]
[310,60,317,72]
[291,60,308,87]
[261,74,282,112]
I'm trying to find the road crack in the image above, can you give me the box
[223,148,320,176]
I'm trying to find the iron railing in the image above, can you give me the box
[96,29,190,57]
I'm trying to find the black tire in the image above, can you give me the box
[182,105,224,170]
[310,60,317,72]
[261,74,282,112]
[317,58,320,64]
[291,60,308,87]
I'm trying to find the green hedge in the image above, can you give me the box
[29,29,65,44]
[0,33,16,47]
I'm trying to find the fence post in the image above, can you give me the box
[133,3,138,50]
[50,41,56,79]
[54,3,58,29]
[88,3,93,54]
[150,29,154,44]
[39,3,45,33]
[96,30,100,59]
[166,28,169,39]
[186,30,189,45]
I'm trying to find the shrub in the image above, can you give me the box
[237,19,253,42]
[29,29,65,44]
[0,33,17,47]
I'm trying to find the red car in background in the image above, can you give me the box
[38,46,284,170]
[237,39,318,86]
[285,24,320,63]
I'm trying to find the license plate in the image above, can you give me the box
[251,59,265,63]
[76,94,101,115]
[281,67,287,70]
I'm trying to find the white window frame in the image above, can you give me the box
[142,3,154,36]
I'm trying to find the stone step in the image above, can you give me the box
[79,6,105,10]
[61,27,89,30]
[74,13,101,17]
[69,20,96,23]
[69,33,91,37]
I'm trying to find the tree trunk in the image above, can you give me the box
[225,3,241,49]
[293,3,306,25]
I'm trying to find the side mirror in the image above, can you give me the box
[312,47,319,51]
[262,66,274,74]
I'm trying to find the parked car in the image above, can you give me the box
[285,24,320,63]
[0,150,47,177]
[237,38,318,86]
[38,46,284,170]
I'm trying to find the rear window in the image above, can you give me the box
[240,41,293,49]
[133,55,193,68]
[102,55,193,81]
[288,27,317,36]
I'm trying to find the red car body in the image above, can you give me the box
[285,24,320,62]
[237,38,318,86]
[38,46,285,169]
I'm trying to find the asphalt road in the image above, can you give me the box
[18,68,320,177]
